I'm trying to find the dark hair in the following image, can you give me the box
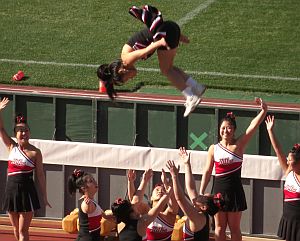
[220,112,237,130]
[67,169,90,195]
[97,59,123,100]
[195,193,225,216]
[290,143,300,162]
[111,198,134,224]
[153,183,165,190]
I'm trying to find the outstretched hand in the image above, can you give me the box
[255,97,268,111]
[265,115,274,131]
[178,147,190,164]
[166,160,179,177]
[0,97,9,111]
[142,168,153,182]
[127,169,136,182]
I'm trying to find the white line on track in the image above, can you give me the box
[0,58,299,81]
[177,0,217,27]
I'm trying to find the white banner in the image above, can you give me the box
[0,138,284,180]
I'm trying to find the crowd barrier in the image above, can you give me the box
[0,139,284,180]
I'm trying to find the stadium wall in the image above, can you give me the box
[0,139,286,237]
[0,86,299,237]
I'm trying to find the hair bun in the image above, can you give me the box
[73,169,84,178]
[15,114,26,124]
[226,112,235,120]
[291,143,300,153]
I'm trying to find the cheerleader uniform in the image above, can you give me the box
[211,143,247,211]
[127,5,181,57]
[277,171,300,241]
[77,198,104,241]
[119,218,143,241]
[183,214,209,241]
[3,145,40,212]
[144,214,174,241]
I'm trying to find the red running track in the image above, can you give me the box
[0,84,299,112]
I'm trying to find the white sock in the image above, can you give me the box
[186,77,198,88]
[182,86,193,98]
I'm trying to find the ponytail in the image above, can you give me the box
[67,169,88,195]
[97,59,123,100]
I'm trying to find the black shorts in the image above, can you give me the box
[156,21,181,50]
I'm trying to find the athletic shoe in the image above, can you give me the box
[183,95,202,117]
[192,83,207,97]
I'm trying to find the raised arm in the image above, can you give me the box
[0,97,15,149]
[131,169,153,205]
[161,168,179,215]
[199,145,215,195]
[237,98,268,150]
[179,147,197,201]
[137,185,172,237]
[35,148,51,208]
[127,169,136,202]
[265,115,289,173]
[121,38,168,66]
[167,160,206,231]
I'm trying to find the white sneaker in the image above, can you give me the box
[183,95,202,117]
[192,83,206,97]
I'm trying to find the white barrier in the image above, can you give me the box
[0,139,284,180]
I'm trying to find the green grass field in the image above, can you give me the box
[0,0,299,97]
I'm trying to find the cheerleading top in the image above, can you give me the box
[213,143,243,177]
[284,171,300,203]
[183,214,209,241]
[127,28,155,60]
[7,145,35,176]
[78,198,104,235]
[119,219,143,241]
[144,215,174,241]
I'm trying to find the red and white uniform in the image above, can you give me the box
[7,146,35,176]
[88,199,103,232]
[144,215,174,241]
[284,171,300,202]
[214,143,243,177]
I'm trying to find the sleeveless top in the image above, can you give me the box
[127,28,155,60]
[214,143,243,177]
[119,219,143,241]
[284,171,300,203]
[144,215,174,241]
[7,145,35,176]
[183,214,209,241]
[78,198,103,234]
